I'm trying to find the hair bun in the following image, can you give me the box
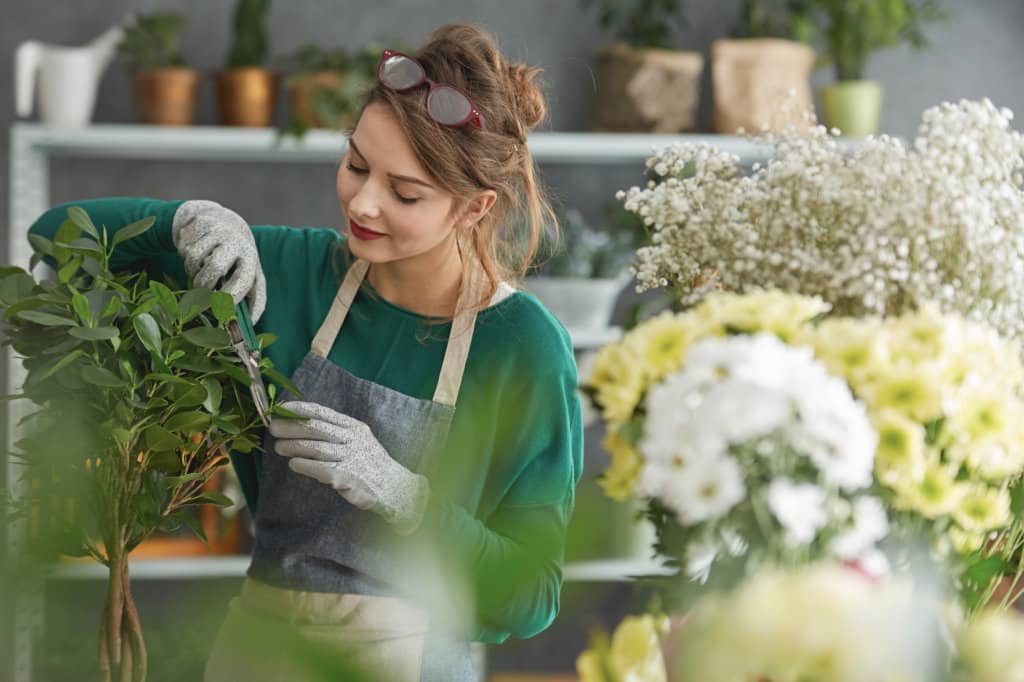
[505,62,546,132]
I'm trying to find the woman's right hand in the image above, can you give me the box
[171,199,267,323]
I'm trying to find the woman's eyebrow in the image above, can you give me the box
[347,139,434,190]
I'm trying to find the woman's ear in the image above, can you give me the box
[454,190,498,230]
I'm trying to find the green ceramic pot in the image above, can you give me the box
[819,79,884,137]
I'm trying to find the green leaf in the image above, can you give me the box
[112,428,133,450]
[52,219,82,263]
[148,451,181,474]
[262,366,301,398]
[143,424,183,452]
[69,326,119,341]
[28,234,54,258]
[231,435,258,453]
[256,332,277,350]
[15,310,77,326]
[213,416,242,435]
[202,378,223,414]
[67,206,100,241]
[211,291,237,324]
[172,382,209,408]
[57,255,83,284]
[168,354,219,373]
[71,293,91,324]
[216,360,251,386]
[149,281,179,318]
[100,296,122,319]
[182,326,231,349]
[0,272,36,305]
[110,216,156,250]
[179,288,212,322]
[143,372,191,385]
[66,238,104,255]
[38,349,87,381]
[195,491,233,507]
[81,365,127,387]
[133,313,162,355]
[166,349,186,365]
[164,411,210,434]
[178,512,209,545]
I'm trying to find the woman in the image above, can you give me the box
[29,23,582,682]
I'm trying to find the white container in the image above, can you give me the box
[15,23,124,128]
[526,272,630,331]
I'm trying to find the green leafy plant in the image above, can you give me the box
[277,41,399,141]
[809,0,946,81]
[116,13,189,70]
[734,0,814,41]
[530,205,647,279]
[581,0,688,50]
[226,0,271,68]
[0,207,297,682]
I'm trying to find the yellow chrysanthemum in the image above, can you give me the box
[586,340,648,424]
[608,614,668,682]
[949,526,986,555]
[953,486,1011,533]
[949,389,1013,444]
[863,365,945,423]
[627,311,698,381]
[812,317,887,385]
[892,466,966,518]
[958,611,1024,682]
[598,430,643,502]
[887,305,951,365]
[872,410,928,486]
[575,649,604,682]
[695,290,828,343]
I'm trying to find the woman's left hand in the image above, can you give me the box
[270,400,430,536]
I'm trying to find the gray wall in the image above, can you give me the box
[3,1,1024,679]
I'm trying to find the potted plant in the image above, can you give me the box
[277,42,388,139]
[526,205,645,331]
[0,207,295,681]
[809,0,946,136]
[215,0,277,127]
[582,0,704,132]
[117,13,199,126]
[711,0,817,134]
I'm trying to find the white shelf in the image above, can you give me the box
[10,122,776,165]
[46,555,676,582]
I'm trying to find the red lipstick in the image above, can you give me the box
[349,220,386,241]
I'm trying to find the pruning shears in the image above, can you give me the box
[226,298,271,428]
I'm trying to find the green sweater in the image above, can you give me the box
[28,198,583,644]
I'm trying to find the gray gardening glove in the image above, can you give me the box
[270,400,431,536]
[171,199,266,324]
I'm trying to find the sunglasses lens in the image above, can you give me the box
[427,86,473,125]
[380,55,424,90]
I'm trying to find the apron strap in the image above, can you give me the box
[310,256,484,407]
[311,259,370,358]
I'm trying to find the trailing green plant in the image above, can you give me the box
[0,206,298,682]
[529,204,647,279]
[226,0,271,68]
[809,0,946,81]
[116,13,189,70]
[276,41,400,141]
[733,0,814,41]
[581,0,688,50]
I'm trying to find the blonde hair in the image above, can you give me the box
[344,23,557,314]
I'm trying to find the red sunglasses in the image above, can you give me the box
[377,48,486,131]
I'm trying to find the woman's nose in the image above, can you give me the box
[346,181,383,221]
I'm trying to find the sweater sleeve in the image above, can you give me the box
[416,322,584,643]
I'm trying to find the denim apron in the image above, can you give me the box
[205,258,483,682]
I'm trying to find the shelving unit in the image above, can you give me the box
[5,122,772,682]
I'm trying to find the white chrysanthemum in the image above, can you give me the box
[831,497,890,561]
[767,479,829,547]
[655,455,747,525]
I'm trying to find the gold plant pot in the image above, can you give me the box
[215,67,278,127]
[287,70,348,129]
[133,67,199,126]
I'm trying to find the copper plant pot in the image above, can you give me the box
[288,70,347,129]
[133,67,199,126]
[215,67,278,127]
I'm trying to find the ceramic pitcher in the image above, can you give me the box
[16,23,124,128]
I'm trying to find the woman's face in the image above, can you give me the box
[337,103,461,266]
